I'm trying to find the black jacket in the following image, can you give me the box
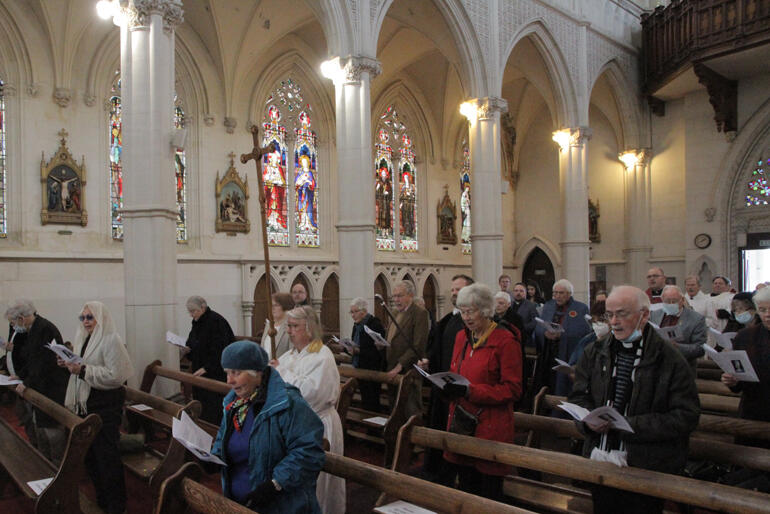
[186,308,235,382]
[20,315,70,427]
[569,324,700,474]
[427,311,464,374]
[729,323,770,423]
[6,324,29,377]
[352,314,386,371]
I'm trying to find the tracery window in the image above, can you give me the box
[109,74,188,242]
[375,106,418,252]
[746,155,770,206]
[0,78,6,237]
[262,78,319,247]
[459,144,471,255]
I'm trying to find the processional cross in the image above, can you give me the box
[241,125,278,358]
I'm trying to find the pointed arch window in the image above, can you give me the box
[375,106,418,252]
[109,74,188,242]
[459,143,471,255]
[0,78,6,237]
[261,78,319,247]
[746,155,770,206]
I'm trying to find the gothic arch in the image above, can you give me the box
[514,235,562,271]
[301,0,350,57]
[501,19,578,128]
[374,266,394,295]
[244,265,284,302]
[0,2,35,90]
[285,266,317,299]
[590,59,643,150]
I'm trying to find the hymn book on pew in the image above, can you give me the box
[535,317,564,334]
[374,500,436,514]
[45,340,82,365]
[26,477,53,496]
[364,325,390,348]
[173,411,226,466]
[413,364,470,390]
[0,375,22,386]
[702,344,759,382]
[557,402,635,433]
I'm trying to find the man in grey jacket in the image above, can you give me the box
[649,285,707,370]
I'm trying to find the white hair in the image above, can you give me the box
[661,285,683,297]
[456,283,494,318]
[350,297,368,311]
[493,291,511,305]
[609,285,651,311]
[553,279,574,295]
[8,299,36,318]
[754,287,770,306]
[395,280,416,297]
[186,296,207,310]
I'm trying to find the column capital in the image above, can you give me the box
[568,126,592,146]
[464,97,508,120]
[128,0,184,32]
[324,55,382,85]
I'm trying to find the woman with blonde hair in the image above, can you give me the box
[59,301,133,514]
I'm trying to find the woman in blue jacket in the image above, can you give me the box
[212,340,325,513]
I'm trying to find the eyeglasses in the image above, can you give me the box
[602,310,640,322]
[78,314,95,322]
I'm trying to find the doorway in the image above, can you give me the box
[742,232,770,290]
[522,247,556,301]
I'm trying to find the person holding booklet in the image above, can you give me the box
[721,287,770,449]
[349,297,387,412]
[59,301,133,514]
[433,283,522,501]
[212,340,325,513]
[648,285,707,371]
[568,285,700,514]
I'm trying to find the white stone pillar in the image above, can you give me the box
[121,0,183,394]
[557,127,592,304]
[466,97,507,289]
[241,301,254,337]
[328,56,381,338]
[623,149,652,285]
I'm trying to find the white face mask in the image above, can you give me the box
[13,324,27,334]
[735,311,753,324]
[592,322,610,339]
[662,303,680,316]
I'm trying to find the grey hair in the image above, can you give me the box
[287,305,323,341]
[456,283,494,318]
[8,299,36,318]
[609,285,651,311]
[350,297,368,312]
[395,280,416,297]
[661,285,683,297]
[186,295,207,310]
[224,368,259,377]
[493,291,511,305]
[553,279,574,295]
[754,287,770,307]
[684,275,701,285]
[413,297,426,308]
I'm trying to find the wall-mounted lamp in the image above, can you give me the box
[618,151,639,171]
[320,58,344,84]
[96,0,125,26]
[459,101,477,124]
[552,129,571,152]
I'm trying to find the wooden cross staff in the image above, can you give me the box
[241,125,277,358]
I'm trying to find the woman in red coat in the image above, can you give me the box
[441,282,522,500]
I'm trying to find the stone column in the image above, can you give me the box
[327,56,381,338]
[623,149,652,285]
[466,97,507,289]
[120,0,183,394]
[558,127,592,303]
[240,301,254,337]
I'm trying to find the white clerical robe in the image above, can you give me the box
[686,290,709,317]
[705,291,735,345]
[275,342,345,514]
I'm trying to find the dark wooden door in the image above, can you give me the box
[522,247,555,301]
[374,274,389,328]
[321,274,340,338]
[252,275,279,337]
[422,276,437,319]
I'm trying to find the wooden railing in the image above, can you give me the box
[642,0,770,93]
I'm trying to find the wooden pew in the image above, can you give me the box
[122,386,200,496]
[156,456,530,514]
[337,377,358,433]
[392,416,770,514]
[0,385,101,513]
[696,377,739,396]
[337,365,419,464]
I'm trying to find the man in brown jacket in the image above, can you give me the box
[386,280,430,418]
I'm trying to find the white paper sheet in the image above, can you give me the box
[535,317,564,334]
[27,477,53,495]
[558,401,634,433]
[363,416,389,426]
[364,325,390,347]
[45,340,83,364]
[172,411,226,465]
[130,403,153,412]
[0,375,23,386]
[374,501,436,514]
[166,331,187,348]
[708,328,736,350]
[332,335,358,352]
[648,322,683,343]
[551,358,573,374]
[413,364,470,390]
[703,344,759,382]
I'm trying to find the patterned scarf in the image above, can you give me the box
[226,389,259,432]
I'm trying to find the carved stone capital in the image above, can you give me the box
[224,117,237,134]
[2,83,17,96]
[83,93,97,107]
[203,114,215,127]
[464,97,508,120]
[568,126,592,146]
[27,83,40,97]
[325,55,381,85]
[129,0,183,32]
[704,207,716,223]
[53,87,72,108]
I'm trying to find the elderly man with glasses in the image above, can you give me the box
[644,267,667,304]
[568,285,700,514]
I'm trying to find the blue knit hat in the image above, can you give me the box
[221,340,269,371]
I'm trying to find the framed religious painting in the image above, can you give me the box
[436,185,457,245]
[215,153,250,234]
[40,129,87,226]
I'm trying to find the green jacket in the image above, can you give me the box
[568,324,700,474]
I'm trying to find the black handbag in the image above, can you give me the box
[447,336,482,436]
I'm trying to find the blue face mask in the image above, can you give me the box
[662,303,680,316]
[614,315,644,344]
[735,311,753,324]
[13,325,26,334]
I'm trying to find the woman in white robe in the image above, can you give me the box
[272,306,345,514]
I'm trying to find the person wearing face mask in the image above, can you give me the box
[557,301,608,391]
[568,285,700,514]
[648,285,707,371]
[723,292,759,333]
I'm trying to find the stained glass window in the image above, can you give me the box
[376,106,418,252]
[262,78,317,247]
[174,103,187,242]
[460,144,471,255]
[746,156,770,206]
[109,77,123,239]
[0,78,6,237]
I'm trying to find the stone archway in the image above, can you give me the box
[522,247,555,301]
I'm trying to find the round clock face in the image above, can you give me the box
[694,233,711,249]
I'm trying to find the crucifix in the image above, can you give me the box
[241,125,278,358]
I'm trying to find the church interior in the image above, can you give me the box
[1,0,770,512]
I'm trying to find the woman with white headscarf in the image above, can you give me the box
[59,301,133,514]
